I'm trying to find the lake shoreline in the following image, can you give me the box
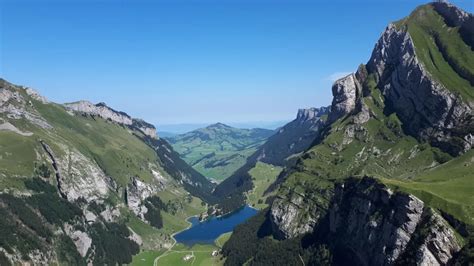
[174,205,258,247]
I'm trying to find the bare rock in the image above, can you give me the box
[367,23,473,155]
[65,100,133,125]
[126,176,158,218]
[327,177,461,266]
[328,73,361,123]
[64,224,92,258]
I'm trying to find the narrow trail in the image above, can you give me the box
[299,254,305,266]
[153,215,196,266]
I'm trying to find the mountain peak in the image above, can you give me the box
[296,106,330,122]
[207,122,232,129]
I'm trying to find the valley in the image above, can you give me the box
[0,1,473,266]
[165,123,274,182]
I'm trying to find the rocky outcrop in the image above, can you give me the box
[40,140,110,201]
[0,122,33,136]
[327,177,461,266]
[64,101,157,138]
[328,73,361,123]
[268,177,462,265]
[296,106,330,122]
[366,22,473,155]
[132,118,157,139]
[414,210,462,265]
[432,1,471,27]
[270,193,318,239]
[64,224,92,258]
[258,106,329,165]
[25,87,49,104]
[0,84,52,129]
[126,176,158,219]
[65,101,133,125]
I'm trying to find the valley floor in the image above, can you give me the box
[130,207,230,266]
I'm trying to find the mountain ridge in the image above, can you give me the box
[221,2,473,265]
[0,78,214,264]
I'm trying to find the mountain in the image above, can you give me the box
[165,123,274,181]
[213,107,330,213]
[0,79,215,264]
[221,2,474,265]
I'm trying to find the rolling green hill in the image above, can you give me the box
[166,123,274,181]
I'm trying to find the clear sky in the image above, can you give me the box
[1,0,473,127]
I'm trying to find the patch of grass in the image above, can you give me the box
[246,162,282,209]
[0,131,37,177]
[156,244,223,266]
[382,149,474,225]
[215,232,232,248]
[130,250,164,266]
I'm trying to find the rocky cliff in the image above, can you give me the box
[327,178,461,266]
[367,23,472,155]
[372,2,473,155]
[65,100,157,138]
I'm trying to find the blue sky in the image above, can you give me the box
[1,0,473,127]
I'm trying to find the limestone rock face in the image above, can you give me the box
[0,84,52,129]
[132,118,157,139]
[367,23,473,155]
[256,106,330,165]
[64,101,157,138]
[327,178,461,266]
[40,141,110,202]
[296,106,330,122]
[65,101,134,125]
[126,176,158,219]
[328,73,361,123]
[415,211,462,266]
[432,1,471,26]
[269,178,461,265]
[25,87,49,104]
[64,224,92,258]
[270,193,317,239]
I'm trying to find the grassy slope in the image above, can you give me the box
[246,162,283,209]
[397,4,474,101]
[0,83,212,264]
[382,149,474,225]
[34,101,159,186]
[167,124,273,181]
[0,94,160,188]
[0,131,38,177]
[130,250,164,266]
